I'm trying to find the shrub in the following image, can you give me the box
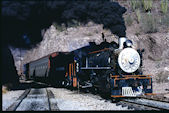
[53,23,65,32]
[125,14,133,26]
[86,32,93,36]
[136,9,141,23]
[140,13,158,33]
[135,30,140,36]
[156,71,169,83]
[53,22,68,32]
[129,0,142,11]
[161,0,168,14]
[67,19,81,28]
[161,13,169,27]
[142,0,153,12]
[2,86,8,94]
[130,0,137,11]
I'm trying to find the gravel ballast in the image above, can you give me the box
[16,88,50,111]
[48,88,131,111]
[3,86,168,111]
[2,90,25,111]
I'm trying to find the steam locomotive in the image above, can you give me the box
[24,37,153,98]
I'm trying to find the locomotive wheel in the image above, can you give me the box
[101,70,111,94]
[90,86,98,94]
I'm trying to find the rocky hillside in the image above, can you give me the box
[23,22,118,63]
[11,0,169,87]
[119,0,169,83]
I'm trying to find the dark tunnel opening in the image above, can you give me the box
[1,0,126,87]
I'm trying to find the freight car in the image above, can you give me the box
[25,37,153,98]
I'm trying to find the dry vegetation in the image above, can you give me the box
[2,87,7,94]
[121,0,169,34]
[2,86,9,94]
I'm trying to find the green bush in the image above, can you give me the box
[130,0,137,11]
[67,19,81,28]
[125,14,133,26]
[53,19,81,32]
[161,13,169,27]
[136,9,141,23]
[142,0,153,12]
[140,13,158,33]
[129,0,142,11]
[161,0,168,14]
[53,23,66,32]
[135,30,140,36]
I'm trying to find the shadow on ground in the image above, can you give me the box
[7,80,51,90]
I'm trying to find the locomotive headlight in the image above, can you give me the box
[125,40,133,47]
[118,48,141,73]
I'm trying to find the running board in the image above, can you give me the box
[81,67,111,70]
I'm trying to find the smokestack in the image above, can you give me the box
[118,37,127,50]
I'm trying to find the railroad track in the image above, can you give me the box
[118,98,169,111]
[139,94,169,103]
[69,88,169,111]
[5,81,168,111]
[6,88,59,111]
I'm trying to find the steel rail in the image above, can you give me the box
[46,88,59,111]
[6,88,31,111]
[121,98,169,111]
[138,95,169,103]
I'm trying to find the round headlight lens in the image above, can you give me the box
[125,40,133,47]
[118,48,140,73]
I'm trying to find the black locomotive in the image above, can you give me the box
[24,37,153,98]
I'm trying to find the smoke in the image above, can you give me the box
[2,0,126,49]
[1,0,126,85]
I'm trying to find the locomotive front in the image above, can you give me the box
[110,37,152,97]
